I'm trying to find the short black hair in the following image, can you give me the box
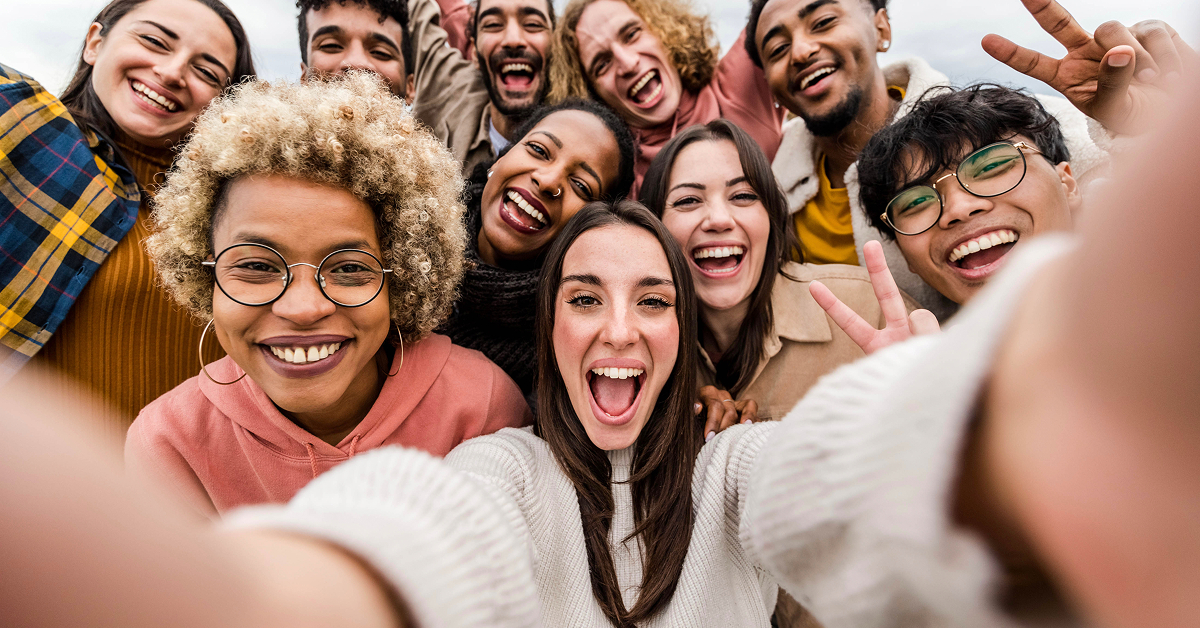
[467,0,556,42]
[745,0,888,68]
[857,83,1071,239]
[296,0,413,77]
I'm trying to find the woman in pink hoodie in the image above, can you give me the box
[124,73,532,517]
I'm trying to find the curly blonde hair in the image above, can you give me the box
[147,72,466,341]
[548,0,718,104]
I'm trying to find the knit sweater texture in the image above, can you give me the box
[228,236,1076,628]
[439,182,541,396]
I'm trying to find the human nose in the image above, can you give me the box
[612,44,639,75]
[936,175,993,228]
[155,53,187,87]
[270,263,337,325]
[599,300,639,350]
[789,31,820,66]
[338,42,374,71]
[500,19,526,48]
[700,199,736,232]
[531,165,567,201]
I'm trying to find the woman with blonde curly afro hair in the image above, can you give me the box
[548,0,785,197]
[124,73,531,517]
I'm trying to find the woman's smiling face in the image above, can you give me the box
[83,0,237,146]
[660,139,770,314]
[209,174,391,428]
[553,223,679,451]
[478,109,621,267]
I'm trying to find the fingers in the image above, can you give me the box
[736,399,759,425]
[699,386,737,442]
[810,280,877,352]
[1019,0,1092,50]
[982,33,1061,86]
[1091,44,1138,127]
[908,309,941,336]
[1095,21,1160,83]
[1129,20,1184,77]
[862,241,910,331]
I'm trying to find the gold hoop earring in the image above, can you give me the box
[388,326,405,377]
[199,319,246,385]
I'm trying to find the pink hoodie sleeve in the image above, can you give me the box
[125,416,219,519]
[434,0,472,57]
[711,29,785,161]
[479,362,534,436]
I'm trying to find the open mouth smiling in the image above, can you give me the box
[131,79,180,112]
[628,69,663,107]
[496,59,540,91]
[260,336,351,377]
[267,341,343,365]
[946,229,1019,279]
[792,63,837,95]
[499,187,549,234]
[690,244,745,277]
[587,365,646,426]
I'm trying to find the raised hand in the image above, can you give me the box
[981,0,1196,135]
[809,240,939,355]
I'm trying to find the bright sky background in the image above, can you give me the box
[2,0,1196,95]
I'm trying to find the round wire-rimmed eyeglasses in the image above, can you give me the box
[880,141,1044,236]
[202,243,392,308]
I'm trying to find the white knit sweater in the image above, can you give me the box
[229,237,1076,628]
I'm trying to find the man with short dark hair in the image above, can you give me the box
[297,0,415,99]
[407,0,555,175]
[745,0,1171,318]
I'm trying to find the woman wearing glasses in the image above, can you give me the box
[124,74,531,517]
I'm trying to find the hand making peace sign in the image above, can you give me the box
[982,0,1197,136]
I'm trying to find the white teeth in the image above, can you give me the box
[629,70,656,97]
[692,246,745,260]
[501,63,534,74]
[269,342,343,365]
[948,230,1019,263]
[590,367,645,380]
[506,190,547,225]
[799,66,835,91]
[132,80,178,112]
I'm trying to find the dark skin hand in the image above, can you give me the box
[696,384,759,441]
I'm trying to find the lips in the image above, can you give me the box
[492,55,541,92]
[946,228,1019,281]
[691,244,745,278]
[587,365,646,426]
[131,79,181,113]
[260,335,350,378]
[498,186,549,234]
[627,69,663,107]
[791,62,838,97]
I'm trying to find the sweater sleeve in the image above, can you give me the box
[124,413,218,520]
[225,443,541,628]
[409,0,478,123]
[739,236,1077,628]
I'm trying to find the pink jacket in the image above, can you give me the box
[125,333,532,516]
[631,30,784,198]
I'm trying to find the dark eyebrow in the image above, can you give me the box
[668,182,704,194]
[478,6,504,21]
[637,276,674,288]
[759,0,838,49]
[726,176,748,187]
[532,130,562,148]
[141,20,231,76]
[366,32,400,52]
[519,7,549,21]
[561,273,601,286]
[311,25,344,41]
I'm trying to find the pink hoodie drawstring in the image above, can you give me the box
[348,434,361,458]
[304,442,319,479]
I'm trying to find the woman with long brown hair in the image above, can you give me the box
[1,0,255,431]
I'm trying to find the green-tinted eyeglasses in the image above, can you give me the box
[881,141,1044,236]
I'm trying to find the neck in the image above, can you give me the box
[489,107,519,142]
[280,348,388,446]
[699,299,751,363]
[814,73,897,188]
[476,228,542,271]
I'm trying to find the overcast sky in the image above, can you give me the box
[2,0,1196,95]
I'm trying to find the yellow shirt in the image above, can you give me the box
[793,154,857,265]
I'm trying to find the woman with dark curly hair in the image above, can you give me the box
[548,0,784,196]
[124,74,531,517]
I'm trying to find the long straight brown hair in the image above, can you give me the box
[641,119,798,397]
[59,0,256,143]
[535,200,702,626]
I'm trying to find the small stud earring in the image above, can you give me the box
[487,168,493,179]
[880,39,890,51]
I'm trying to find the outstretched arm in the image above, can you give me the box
[982,0,1196,135]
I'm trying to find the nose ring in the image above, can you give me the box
[548,186,562,199]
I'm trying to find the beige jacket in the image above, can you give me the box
[698,262,917,421]
[409,0,497,176]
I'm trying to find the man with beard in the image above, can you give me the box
[746,0,1163,318]
[297,0,416,99]
[407,0,554,175]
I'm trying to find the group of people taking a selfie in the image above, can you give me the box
[2,0,1198,626]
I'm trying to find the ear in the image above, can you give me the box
[299,62,311,82]
[405,73,416,99]
[1056,161,1084,217]
[874,8,892,53]
[82,22,105,66]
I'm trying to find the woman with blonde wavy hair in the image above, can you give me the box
[123,73,531,517]
[549,0,784,196]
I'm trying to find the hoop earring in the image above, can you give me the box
[388,326,405,377]
[199,319,246,385]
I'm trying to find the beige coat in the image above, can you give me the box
[698,262,917,421]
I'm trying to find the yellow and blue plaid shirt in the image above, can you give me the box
[0,64,140,381]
